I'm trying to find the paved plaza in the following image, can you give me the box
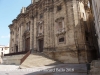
[0,64,88,75]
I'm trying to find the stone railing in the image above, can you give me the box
[4,51,27,56]
[20,50,31,64]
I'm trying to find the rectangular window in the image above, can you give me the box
[40,14,43,19]
[57,5,62,11]
[59,37,64,42]
[2,48,3,51]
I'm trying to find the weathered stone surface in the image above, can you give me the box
[20,53,61,69]
[44,51,79,63]
[89,60,100,75]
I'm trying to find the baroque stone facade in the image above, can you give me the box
[9,0,98,63]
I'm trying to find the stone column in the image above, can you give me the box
[33,18,37,51]
[43,4,55,51]
[18,25,21,52]
[30,19,33,50]
[13,29,15,53]
[48,8,55,49]
[20,24,23,52]
[9,31,12,53]
[43,6,51,51]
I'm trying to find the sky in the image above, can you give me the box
[0,0,31,46]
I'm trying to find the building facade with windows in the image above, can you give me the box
[9,0,98,63]
[0,45,9,57]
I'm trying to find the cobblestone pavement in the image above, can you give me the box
[0,64,88,75]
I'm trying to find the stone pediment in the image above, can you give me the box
[55,17,64,22]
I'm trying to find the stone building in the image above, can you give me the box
[0,45,9,64]
[9,0,99,63]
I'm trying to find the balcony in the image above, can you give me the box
[37,32,44,37]
[56,28,66,35]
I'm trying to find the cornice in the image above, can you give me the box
[17,13,25,20]
[12,19,17,23]
[8,24,14,28]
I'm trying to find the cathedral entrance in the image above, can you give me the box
[25,38,30,51]
[38,39,44,52]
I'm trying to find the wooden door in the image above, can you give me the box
[38,39,43,52]
[16,45,18,52]
[25,38,30,51]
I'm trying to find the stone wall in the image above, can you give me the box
[89,60,100,75]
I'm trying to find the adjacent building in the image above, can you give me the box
[0,45,9,57]
[9,0,99,63]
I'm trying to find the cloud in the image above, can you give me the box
[0,34,10,38]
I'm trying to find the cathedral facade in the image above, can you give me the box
[9,0,98,63]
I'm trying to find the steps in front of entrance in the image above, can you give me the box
[19,53,89,75]
[19,53,62,69]
[2,54,25,65]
